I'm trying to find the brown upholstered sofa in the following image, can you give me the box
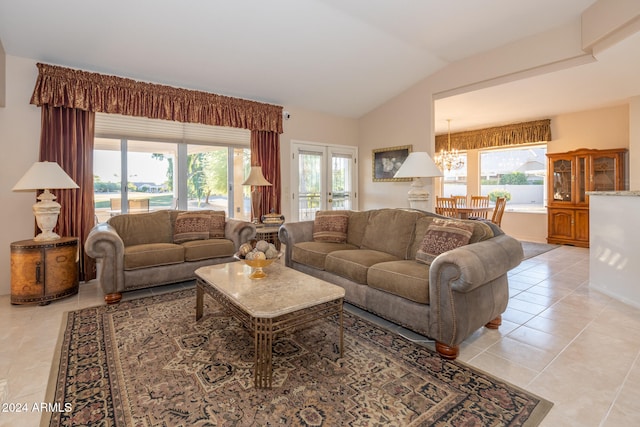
[278,208,523,360]
[86,210,256,304]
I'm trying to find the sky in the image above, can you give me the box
[94,150,169,184]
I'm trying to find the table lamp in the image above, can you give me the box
[393,152,442,210]
[242,166,272,223]
[12,161,79,241]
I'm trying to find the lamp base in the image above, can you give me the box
[406,177,430,211]
[33,189,62,241]
[250,189,262,224]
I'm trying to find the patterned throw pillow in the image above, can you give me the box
[208,211,226,238]
[416,218,475,265]
[173,212,212,243]
[313,210,349,243]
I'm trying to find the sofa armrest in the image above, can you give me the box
[225,219,257,251]
[278,221,314,267]
[428,234,523,346]
[430,234,523,293]
[85,222,126,297]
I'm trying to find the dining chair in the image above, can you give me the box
[435,196,459,218]
[470,195,490,219]
[491,197,507,226]
[452,195,467,208]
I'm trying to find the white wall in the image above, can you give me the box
[590,193,640,309]
[0,56,41,296]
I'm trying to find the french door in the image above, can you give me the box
[291,141,358,221]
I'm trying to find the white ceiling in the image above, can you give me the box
[2,0,637,134]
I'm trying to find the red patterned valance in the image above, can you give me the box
[30,63,283,133]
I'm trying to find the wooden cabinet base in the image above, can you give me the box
[10,237,79,305]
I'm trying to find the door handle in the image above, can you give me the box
[35,261,42,284]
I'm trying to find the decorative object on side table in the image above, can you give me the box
[242,165,272,224]
[10,237,79,305]
[260,212,285,225]
[235,239,282,279]
[12,161,79,241]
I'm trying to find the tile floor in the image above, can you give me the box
[1,245,639,426]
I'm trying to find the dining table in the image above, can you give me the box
[436,206,494,220]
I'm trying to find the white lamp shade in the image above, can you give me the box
[242,166,272,186]
[12,161,79,191]
[393,152,443,179]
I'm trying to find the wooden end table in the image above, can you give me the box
[195,262,345,388]
[254,224,281,250]
[10,237,79,305]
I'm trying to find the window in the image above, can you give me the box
[93,114,251,222]
[480,145,547,212]
[442,153,467,198]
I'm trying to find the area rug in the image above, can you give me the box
[43,288,552,426]
[521,241,560,260]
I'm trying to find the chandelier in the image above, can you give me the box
[435,119,464,171]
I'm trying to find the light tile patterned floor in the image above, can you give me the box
[1,245,639,426]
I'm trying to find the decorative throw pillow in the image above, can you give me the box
[173,212,211,243]
[416,218,475,265]
[208,211,226,238]
[313,210,349,243]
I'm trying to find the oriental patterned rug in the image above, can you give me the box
[43,288,552,426]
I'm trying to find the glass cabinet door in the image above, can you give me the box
[591,155,617,191]
[552,159,572,202]
[576,155,588,204]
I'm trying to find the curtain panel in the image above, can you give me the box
[30,63,283,133]
[435,119,551,152]
[250,131,281,217]
[39,105,96,281]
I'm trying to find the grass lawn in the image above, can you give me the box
[94,193,174,209]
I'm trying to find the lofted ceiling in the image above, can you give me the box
[2,0,637,134]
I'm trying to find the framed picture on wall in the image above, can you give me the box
[372,145,412,182]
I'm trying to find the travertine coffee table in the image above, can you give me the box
[195,262,345,389]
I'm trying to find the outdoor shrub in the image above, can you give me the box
[488,189,512,202]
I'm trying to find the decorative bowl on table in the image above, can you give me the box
[234,239,282,279]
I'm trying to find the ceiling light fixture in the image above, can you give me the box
[435,119,464,171]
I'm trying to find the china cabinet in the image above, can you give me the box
[546,148,626,247]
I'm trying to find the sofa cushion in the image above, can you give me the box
[325,249,399,284]
[361,209,421,259]
[174,212,212,243]
[346,210,370,247]
[181,238,235,261]
[468,220,495,243]
[108,210,173,247]
[416,219,475,265]
[367,260,430,304]
[124,243,184,270]
[208,211,226,238]
[408,217,494,259]
[313,210,349,243]
[292,241,359,270]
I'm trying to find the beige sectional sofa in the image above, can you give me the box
[278,208,523,360]
[86,209,256,304]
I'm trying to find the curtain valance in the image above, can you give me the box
[435,119,551,152]
[30,63,283,133]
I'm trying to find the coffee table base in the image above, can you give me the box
[196,279,344,389]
